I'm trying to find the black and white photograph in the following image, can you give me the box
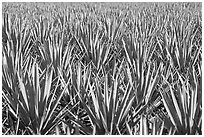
[1,1,202,135]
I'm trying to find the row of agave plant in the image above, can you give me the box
[2,2,202,135]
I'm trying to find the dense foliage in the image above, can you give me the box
[2,2,202,135]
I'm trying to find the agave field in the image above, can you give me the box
[2,2,202,135]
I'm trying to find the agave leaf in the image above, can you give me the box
[140,115,148,135]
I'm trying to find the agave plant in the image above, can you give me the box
[3,60,68,134]
[59,60,135,135]
[158,63,202,134]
